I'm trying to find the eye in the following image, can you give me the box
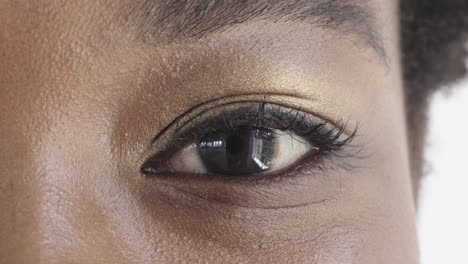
[168,127,318,176]
[141,103,357,181]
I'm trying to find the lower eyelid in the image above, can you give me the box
[175,186,329,210]
[155,179,335,211]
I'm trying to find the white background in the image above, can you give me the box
[418,77,468,264]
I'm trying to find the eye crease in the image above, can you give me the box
[141,102,357,182]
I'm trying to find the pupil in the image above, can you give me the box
[197,128,276,176]
[225,134,245,155]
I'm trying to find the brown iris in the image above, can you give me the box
[197,128,276,176]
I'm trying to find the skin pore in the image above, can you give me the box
[0,0,419,263]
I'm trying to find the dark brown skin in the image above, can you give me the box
[0,1,419,263]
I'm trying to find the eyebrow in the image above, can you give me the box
[131,0,385,58]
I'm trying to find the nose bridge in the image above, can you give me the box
[0,139,74,263]
[0,115,99,263]
[0,147,44,262]
[0,115,130,263]
[1,146,99,264]
[0,178,39,263]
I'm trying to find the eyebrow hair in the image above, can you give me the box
[131,0,385,58]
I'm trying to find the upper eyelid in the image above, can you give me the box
[148,92,350,145]
[149,93,307,145]
[161,103,354,154]
[151,99,352,148]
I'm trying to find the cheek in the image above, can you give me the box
[348,82,419,263]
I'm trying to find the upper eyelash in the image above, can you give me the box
[168,102,357,153]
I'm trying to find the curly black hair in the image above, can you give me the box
[401,0,467,188]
